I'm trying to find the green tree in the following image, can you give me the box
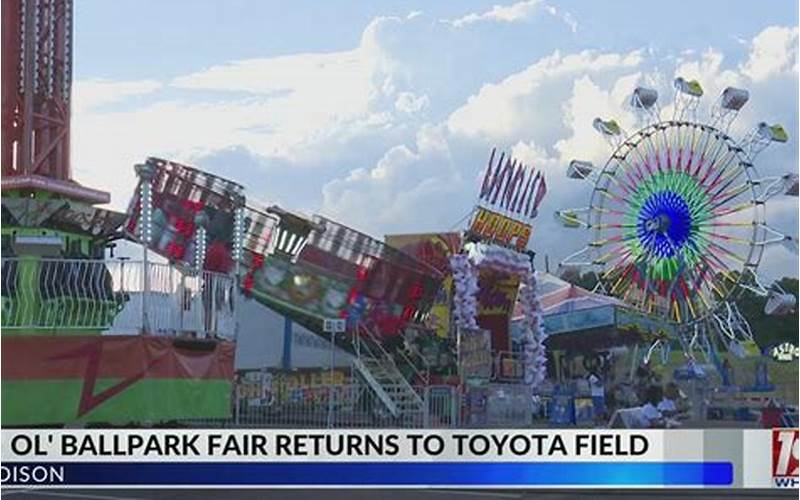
[559,268,599,291]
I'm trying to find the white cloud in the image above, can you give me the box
[445,0,577,32]
[446,50,643,142]
[558,10,578,34]
[319,24,798,280]
[321,123,461,234]
[70,16,424,208]
[166,16,403,160]
[510,140,559,168]
[395,92,430,114]
[72,79,162,112]
[447,0,539,28]
[320,48,648,237]
[553,72,644,165]
[70,16,798,282]
[171,50,371,96]
[741,26,799,82]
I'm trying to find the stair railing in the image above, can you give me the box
[354,322,428,401]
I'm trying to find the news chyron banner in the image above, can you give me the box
[1,429,798,489]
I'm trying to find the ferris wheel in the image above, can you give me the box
[556,78,798,360]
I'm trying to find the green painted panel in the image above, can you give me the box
[2,378,232,426]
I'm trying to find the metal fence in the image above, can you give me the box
[182,380,538,429]
[484,383,534,427]
[184,383,463,429]
[1,257,235,338]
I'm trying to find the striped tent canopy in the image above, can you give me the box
[510,274,675,350]
[512,273,626,321]
[511,273,636,350]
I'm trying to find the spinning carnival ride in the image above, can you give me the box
[556,80,798,363]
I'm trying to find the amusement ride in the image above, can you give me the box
[1,0,796,429]
[557,80,798,365]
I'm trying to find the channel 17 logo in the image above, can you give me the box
[772,429,799,488]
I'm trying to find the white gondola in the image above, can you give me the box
[756,172,799,202]
[764,290,797,316]
[758,122,789,143]
[567,160,595,180]
[720,87,749,110]
[739,267,770,297]
[674,77,704,97]
[558,245,596,268]
[673,77,703,121]
[592,118,624,148]
[780,235,798,253]
[631,87,658,109]
[784,173,799,196]
[710,87,749,132]
[741,122,789,160]
[630,87,659,126]
[593,117,622,136]
[554,209,584,228]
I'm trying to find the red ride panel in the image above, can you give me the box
[2,336,235,381]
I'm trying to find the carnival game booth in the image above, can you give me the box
[510,273,677,424]
[516,273,635,352]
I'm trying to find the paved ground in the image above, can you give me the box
[1,489,796,499]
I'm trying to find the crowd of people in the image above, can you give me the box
[592,363,693,428]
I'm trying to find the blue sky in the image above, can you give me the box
[71,0,799,278]
[75,0,792,78]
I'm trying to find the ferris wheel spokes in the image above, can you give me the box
[559,78,792,368]
[694,132,736,186]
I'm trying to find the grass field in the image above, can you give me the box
[610,345,798,407]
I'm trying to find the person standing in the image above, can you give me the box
[639,385,665,428]
[587,372,605,420]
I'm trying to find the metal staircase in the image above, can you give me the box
[352,323,427,423]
